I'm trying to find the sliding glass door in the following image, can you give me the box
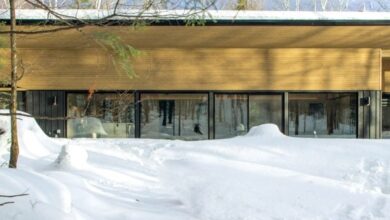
[67,93,135,138]
[140,93,208,140]
[215,94,248,139]
[288,93,357,138]
[249,95,283,129]
[215,93,283,139]
[64,91,361,139]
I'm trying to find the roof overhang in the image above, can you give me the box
[3,25,390,49]
[1,9,390,25]
[1,10,390,49]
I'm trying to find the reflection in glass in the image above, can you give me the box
[289,93,357,138]
[383,94,390,138]
[249,95,283,130]
[0,92,25,111]
[67,93,134,138]
[0,92,10,109]
[141,94,208,140]
[215,94,248,139]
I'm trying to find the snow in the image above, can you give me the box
[2,9,390,22]
[245,123,283,137]
[1,110,390,219]
[54,144,89,169]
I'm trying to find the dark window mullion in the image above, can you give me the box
[135,91,141,138]
[247,94,250,132]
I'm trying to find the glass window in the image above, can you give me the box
[383,94,390,138]
[141,93,208,140]
[0,92,10,109]
[67,93,134,138]
[215,94,283,139]
[289,93,357,138]
[215,94,248,139]
[0,92,25,111]
[249,94,283,131]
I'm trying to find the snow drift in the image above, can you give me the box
[1,111,390,220]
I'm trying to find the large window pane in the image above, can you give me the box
[0,92,25,111]
[383,94,390,138]
[67,93,134,138]
[289,93,357,138]
[249,95,283,131]
[0,92,10,109]
[215,94,248,139]
[141,94,208,140]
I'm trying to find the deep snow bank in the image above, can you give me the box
[151,125,390,219]
[1,111,390,220]
[0,110,61,163]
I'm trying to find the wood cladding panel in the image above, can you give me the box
[383,59,390,93]
[0,48,381,91]
[7,26,390,49]
[382,50,390,58]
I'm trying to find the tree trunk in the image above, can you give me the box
[9,0,19,168]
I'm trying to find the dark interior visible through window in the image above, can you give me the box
[288,93,357,138]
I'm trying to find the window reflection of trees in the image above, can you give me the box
[215,94,248,139]
[289,93,357,138]
[67,93,135,138]
[140,94,208,140]
[215,94,283,139]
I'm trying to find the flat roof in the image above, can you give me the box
[2,10,390,49]
[1,9,390,25]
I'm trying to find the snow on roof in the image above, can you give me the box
[1,9,390,23]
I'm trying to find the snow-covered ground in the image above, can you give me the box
[1,111,390,220]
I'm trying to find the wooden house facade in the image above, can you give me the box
[1,10,390,139]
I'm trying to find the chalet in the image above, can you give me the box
[1,10,390,139]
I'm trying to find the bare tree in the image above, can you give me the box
[320,0,328,11]
[1,0,216,168]
[235,0,258,10]
[273,0,290,10]
[8,0,18,168]
[374,0,389,11]
[282,0,290,10]
[337,0,349,11]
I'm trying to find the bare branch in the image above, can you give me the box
[0,193,28,198]
[0,193,28,207]
[113,0,120,14]
[0,25,86,35]
[321,0,328,11]
[24,0,86,24]
[0,201,14,206]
